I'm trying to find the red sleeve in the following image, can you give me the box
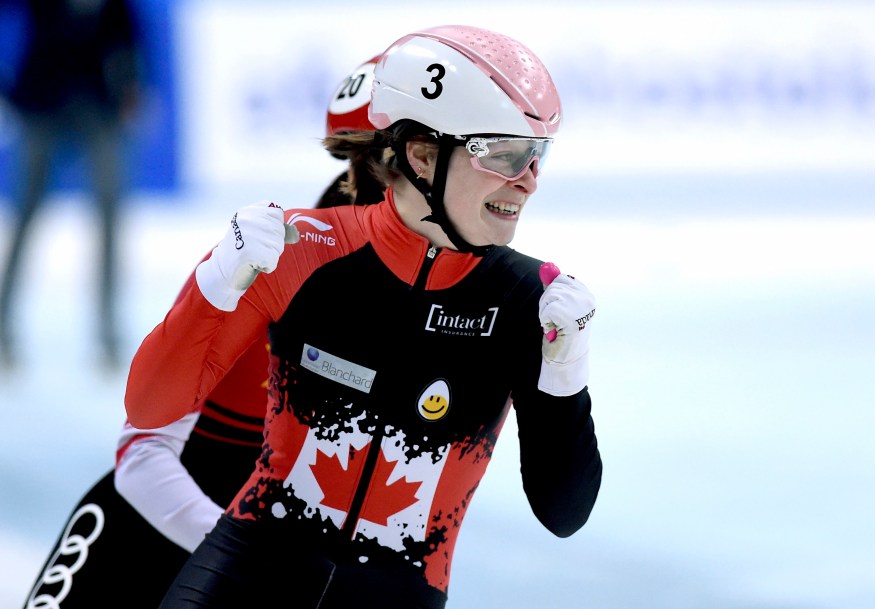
[124,278,272,428]
[124,206,368,429]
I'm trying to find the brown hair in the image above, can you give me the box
[323,128,443,202]
[323,131,394,198]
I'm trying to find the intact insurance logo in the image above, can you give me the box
[425,304,499,337]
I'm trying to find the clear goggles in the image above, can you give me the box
[463,136,553,181]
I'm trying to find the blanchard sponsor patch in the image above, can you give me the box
[300,344,376,393]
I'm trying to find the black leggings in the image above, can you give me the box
[23,471,191,609]
[159,515,447,609]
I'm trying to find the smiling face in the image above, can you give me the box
[442,145,539,247]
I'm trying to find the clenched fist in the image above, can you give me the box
[537,265,596,396]
[195,202,298,311]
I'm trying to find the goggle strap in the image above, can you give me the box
[423,137,493,257]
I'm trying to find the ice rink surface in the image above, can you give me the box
[1,171,874,608]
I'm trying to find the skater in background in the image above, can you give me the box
[0,0,143,368]
[316,55,384,209]
[22,56,382,609]
[126,25,602,609]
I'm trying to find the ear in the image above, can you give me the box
[406,140,436,178]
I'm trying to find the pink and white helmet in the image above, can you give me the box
[326,56,379,137]
[369,25,561,138]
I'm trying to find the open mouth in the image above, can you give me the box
[485,201,520,216]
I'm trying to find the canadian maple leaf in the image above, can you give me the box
[310,444,364,512]
[311,442,422,526]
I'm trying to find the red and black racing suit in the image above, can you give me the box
[126,188,602,609]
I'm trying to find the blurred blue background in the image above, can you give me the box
[0,0,178,194]
[1,1,873,608]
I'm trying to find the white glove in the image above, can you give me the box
[537,267,596,396]
[195,202,298,311]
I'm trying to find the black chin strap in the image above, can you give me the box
[395,137,493,257]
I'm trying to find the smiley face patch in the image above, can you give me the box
[416,379,451,421]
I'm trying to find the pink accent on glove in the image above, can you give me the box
[539,262,561,342]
